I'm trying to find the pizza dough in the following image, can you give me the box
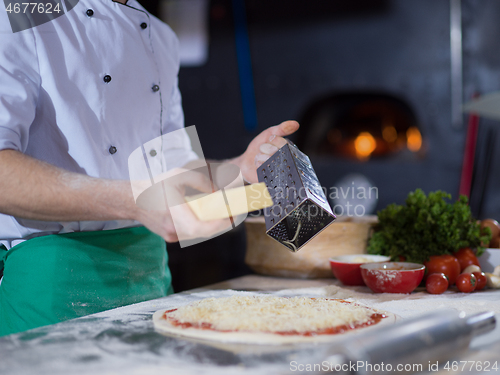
[153,295,394,345]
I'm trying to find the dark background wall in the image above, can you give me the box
[140,0,500,291]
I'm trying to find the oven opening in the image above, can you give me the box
[296,92,423,162]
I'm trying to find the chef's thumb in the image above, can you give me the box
[270,120,300,137]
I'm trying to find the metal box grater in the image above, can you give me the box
[257,141,336,252]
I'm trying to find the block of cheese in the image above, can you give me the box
[185,183,273,221]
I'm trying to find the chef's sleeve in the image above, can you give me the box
[0,13,40,153]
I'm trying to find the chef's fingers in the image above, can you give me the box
[180,169,216,194]
[254,138,285,167]
[163,223,179,243]
[269,120,300,138]
[140,199,231,243]
[162,168,215,202]
[254,153,270,167]
[259,143,279,155]
[267,134,287,149]
[266,121,300,149]
[169,203,232,242]
[254,127,294,167]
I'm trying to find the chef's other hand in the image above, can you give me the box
[235,120,299,184]
[134,168,232,243]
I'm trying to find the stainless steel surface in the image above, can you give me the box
[450,0,463,130]
[257,141,335,252]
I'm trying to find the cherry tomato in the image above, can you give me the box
[425,273,449,294]
[453,247,480,272]
[424,254,461,285]
[473,272,487,291]
[456,273,477,293]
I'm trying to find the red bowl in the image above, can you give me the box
[329,254,391,286]
[360,262,425,293]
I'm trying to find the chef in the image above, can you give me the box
[0,0,299,336]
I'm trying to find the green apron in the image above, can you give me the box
[0,226,173,337]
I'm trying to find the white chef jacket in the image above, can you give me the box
[0,0,198,248]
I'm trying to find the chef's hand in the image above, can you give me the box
[134,168,231,243]
[232,120,300,184]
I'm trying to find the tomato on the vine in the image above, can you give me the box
[425,273,449,294]
[473,272,487,291]
[424,254,461,285]
[453,247,480,272]
[456,273,477,293]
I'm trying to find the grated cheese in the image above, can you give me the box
[165,296,376,333]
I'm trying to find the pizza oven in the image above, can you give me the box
[295,92,423,162]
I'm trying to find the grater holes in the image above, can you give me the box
[263,143,335,251]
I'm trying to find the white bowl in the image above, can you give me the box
[329,254,392,264]
[479,248,500,273]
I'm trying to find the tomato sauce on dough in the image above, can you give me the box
[161,299,387,336]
